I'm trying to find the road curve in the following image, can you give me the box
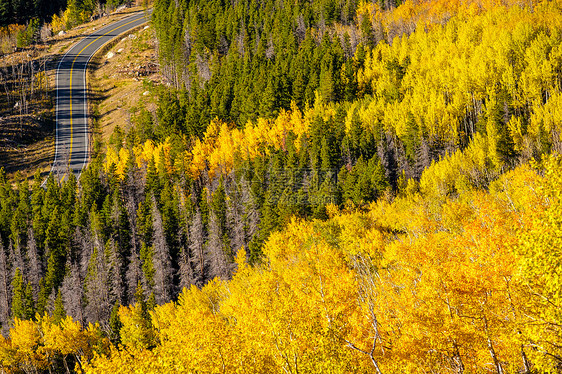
[51,11,150,181]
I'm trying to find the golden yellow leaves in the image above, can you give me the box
[104,103,311,181]
[0,315,108,373]
[9,319,45,372]
[104,137,175,180]
[80,155,562,371]
[104,147,130,179]
[191,105,311,179]
[353,0,562,159]
[118,305,156,351]
[88,216,379,372]
[530,91,562,137]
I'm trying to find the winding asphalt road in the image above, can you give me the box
[51,11,150,181]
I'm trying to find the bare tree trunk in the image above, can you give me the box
[0,237,10,331]
[61,260,85,323]
[484,316,504,374]
[189,210,206,286]
[27,228,43,302]
[151,196,172,304]
[62,356,70,374]
[503,276,531,374]
[521,345,531,374]
[452,341,465,374]
[346,254,385,374]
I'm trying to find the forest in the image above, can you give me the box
[0,0,135,30]
[0,0,67,26]
[1,0,562,372]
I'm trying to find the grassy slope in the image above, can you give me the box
[89,18,160,148]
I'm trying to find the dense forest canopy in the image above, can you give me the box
[0,0,133,28]
[81,154,562,372]
[151,0,406,132]
[1,0,562,372]
[0,0,67,26]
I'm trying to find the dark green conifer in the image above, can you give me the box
[11,269,34,320]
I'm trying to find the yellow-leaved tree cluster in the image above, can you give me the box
[355,0,562,168]
[50,153,559,373]
[0,315,108,373]
[105,101,317,180]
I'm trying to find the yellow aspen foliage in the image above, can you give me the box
[42,315,80,356]
[80,121,562,373]
[419,133,492,199]
[529,90,562,137]
[207,121,236,177]
[352,0,562,157]
[489,163,542,215]
[330,208,387,258]
[180,105,310,179]
[116,148,130,178]
[103,147,130,179]
[80,155,562,371]
[485,90,504,170]
[51,10,70,33]
[364,0,555,41]
[150,281,244,372]
[0,335,18,372]
[104,138,176,180]
[356,0,379,23]
[0,314,110,373]
[138,140,156,168]
[232,221,365,371]
[108,0,562,186]
[308,92,338,122]
[10,319,48,373]
[378,192,525,371]
[118,303,157,351]
[507,116,525,153]
[84,344,160,374]
[104,147,118,175]
[515,154,562,371]
[188,137,208,176]
[41,315,107,372]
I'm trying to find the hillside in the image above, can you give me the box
[0,5,151,180]
[83,155,562,372]
[1,0,562,372]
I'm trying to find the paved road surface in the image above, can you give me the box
[51,11,150,181]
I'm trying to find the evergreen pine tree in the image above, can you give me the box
[108,301,122,344]
[0,0,12,27]
[128,283,155,349]
[43,206,66,294]
[26,228,42,302]
[11,269,34,320]
[52,290,66,324]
